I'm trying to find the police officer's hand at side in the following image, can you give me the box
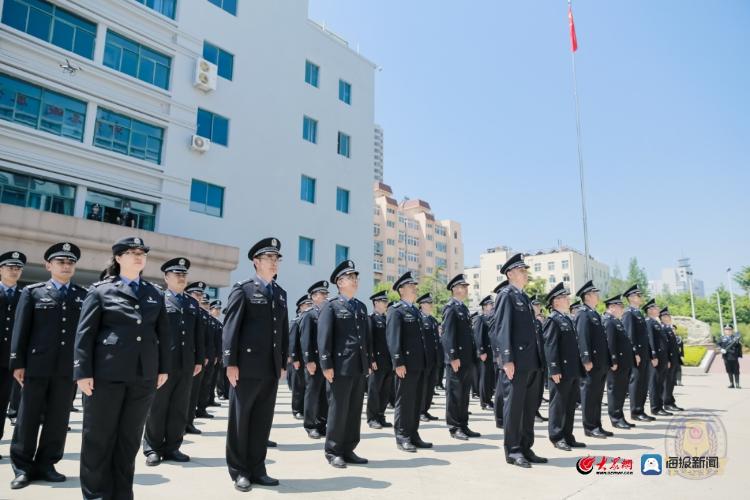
[395,365,407,379]
[227,365,239,387]
[371,362,378,371]
[193,363,202,376]
[323,368,334,383]
[635,354,641,366]
[583,361,593,372]
[480,353,487,362]
[503,361,515,380]
[78,377,94,396]
[306,361,317,375]
[293,361,300,370]
[611,364,618,371]
[551,373,562,384]
[280,368,286,381]
[651,358,658,367]
[450,358,461,373]
[157,373,168,389]
[13,368,24,386]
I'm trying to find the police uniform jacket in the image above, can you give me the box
[317,295,371,375]
[603,313,634,371]
[646,317,670,366]
[543,310,583,378]
[299,306,321,365]
[490,285,541,371]
[164,290,205,371]
[575,304,611,370]
[386,300,426,370]
[622,306,653,360]
[369,312,391,370]
[0,286,21,369]
[421,313,440,369]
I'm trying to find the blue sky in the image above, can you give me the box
[308,1,750,293]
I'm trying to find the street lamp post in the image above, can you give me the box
[717,293,724,332]
[727,267,738,331]
[686,270,696,320]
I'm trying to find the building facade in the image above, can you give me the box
[373,182,463,287]
[0,0,375,302]
[373,123,383,182]
[648,258,705,298]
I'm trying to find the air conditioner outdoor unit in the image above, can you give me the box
[190,134,210,153]
[193,58,218,92]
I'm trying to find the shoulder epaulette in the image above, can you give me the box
[25,282,46,289]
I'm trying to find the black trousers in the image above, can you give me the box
[724,359,740,375]
[187,369,204,424]
[303,367,328,431]
[663,364,678,406]
[628,355,650,416]
[394,368,424,443]
[80,378,156,500]
[548,375,580,443]
[535,367,547,413]
[581,368,607,431]
[10,375,72,475]
[0,368,13,440]
[503,369,541,459]
[198,361,216,411]
[471,360,480,396]
[290,364,306,415]
[607,366,630,422]
[649,363,668,412]
[366,365,392,423]
[143,368,193,456]
[325,374,365,457]
[445,363,473,431]
[420,365,436,415]
[494,363,506,424]
[226,377,277,481]
[216,363,229,398]
[7,378,21,417]
[435,359,445,388]
[478,357,495,407]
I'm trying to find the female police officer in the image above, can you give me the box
[74,237,171,499]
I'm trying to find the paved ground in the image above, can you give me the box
[0,366,745,499]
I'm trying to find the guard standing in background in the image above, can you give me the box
[603,295,636,429]
[418,293,440,422]
[621,284,654,422]
[0,250,25,452]
[300,280,330,439]
[366,291,393,429]
[474,295,495,411]
[289,295,313,420]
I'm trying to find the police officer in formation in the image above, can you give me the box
[317,260,371,468]
[490,254,546,467]
[75,236,171,499]
[0,250,25,455]
[222,237,288,492]
[473,295,495,411]
[387,271,431,452]
[289,295,313,420]
[621,285,653,422]
[574,280,614,439]
[531,296,548,423]
[659,307,684,412]
[718,324,742,388]
[142,257,205,466]
[491,280,509,428]
[602,294,636,429]
[9,243,86,489]
[366,290,393,429]
[205,299,224,408]
[644,298,672,416]
[197,295,221,416]
[543,282,586,452]
[187,282,213,426]
[417,293,440,422]
[300,279,330,439]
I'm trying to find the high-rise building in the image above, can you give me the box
[0,0,376,302]
[373,182,463,286]
[648,258,705,297]
[373,123,383,181]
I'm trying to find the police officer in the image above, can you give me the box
[417,293,440,422]
[289,295,313,420]
[75,237,171,499]
[644,298,671,416]
[490,254,545,467]
[0,250,25,451]
[544,282,586,452]
[182,282,210,434]
[300,280,330,439]
[718,325,742,388]
[603,295,635,429]
[143,258,205,466]
[474,295,495,411]
[574,280,613,439]
[193,286,215,421]
[317,260,371,468]
[366,290,393,429]
[387,271,431,452]
[621,284,653,422]
[531,296,548,423]
[206,299,224,407]
[223,238,288,492]
[569,300,583,319]
[491,280,509,428]
[214,301,231,401]
[197,293,220,417]
[9,243,85,489]
[659,307,683,411]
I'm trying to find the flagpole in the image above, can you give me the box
[568,0,591,281]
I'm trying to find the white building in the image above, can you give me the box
[373,123,383,182]
[648,258,705,297]
[0,0,376,304]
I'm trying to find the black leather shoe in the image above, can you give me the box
[420,413,430,422]
[306,429,322,439]
[567,440,586,448]
[643,413,656,421]
[413,438,433,449]
[554,440,572,451]
[164,450,190,462]
[328,455,347,468]
[506,456,531,468]
[185,423,202,434]
[195,409,214,419]
[632,414,651,422]
[380,420,393,428]
[523,451,548,464]
[598,428,614,437]
[495,420,504,429]
[70,406,80,412]
[584,429,607,439]
[293,412,304,420]
[343,452,368,464]
[397,441,417,453]
[654,410,673,416]
[424,412,438,421]
[146,453,161,466]
[9,417,16,426]
[267,440,277,448]
[451,429,469,441]
[462,427,481,438]
[535,412,548,422]
[613,421,631,430]
[624,420,636,428]
[368,420,383,429]
[38,467,66,482]
[10,474,31,489]
[665,405,683,412]
[251,475,279,486]
[234,476,251,492]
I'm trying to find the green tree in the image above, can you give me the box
[607,264,629,297]
[524,277,547,302]
[626,257,649,298]
[370,281,400,304]
[735,266,750,297]
[417,267,451,318]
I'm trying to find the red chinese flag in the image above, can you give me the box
[568,5,578,52]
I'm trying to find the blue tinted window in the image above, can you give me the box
[196,108,229,146]
[1,0,96,59]
[337,132,350,158]
[0,167,75,216]
[298,237,314,265]
[93,108,163,164]
[134,0,176,19]
[203,41,234,80]
[339,80,351,104]
[305,60,319,87]
[336,187,349,214]
[335,245,349,265]
[190,179,224,217]
[302,116,317,144]
[207,0,236,16]
[300,175,316,203]
[104,30,171,90]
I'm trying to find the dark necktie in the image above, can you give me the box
[266,283,273,298]
[60,285,68,299]
[129,281,139,295]
[5,288,13,300]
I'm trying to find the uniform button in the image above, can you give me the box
[182,332,185,336]
[136,336,142,341]
[273,317,277,321]
[274,330,277,334]
[137,319,142,325]
[518,346,523,350]
[61,341,65,346]
[182,341,185,346]
[62,329,66,333]
[406,350,410,355]
[135,305,140,310]
[3,337,6,341]
[563,360,567,363]
[273,343,276,347]
[62,318,66,322]
[246,348,251,352]
[31,348,36,353]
